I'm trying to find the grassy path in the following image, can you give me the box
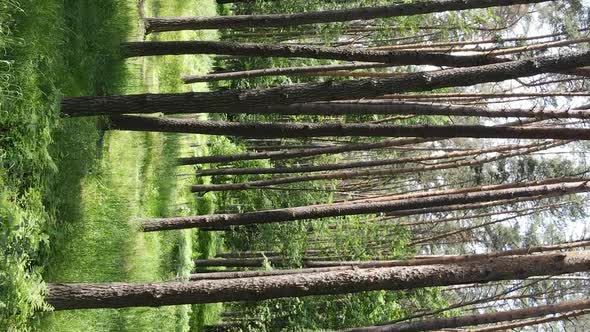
[1,0,220,330]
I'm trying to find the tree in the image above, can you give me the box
[194,141,551,176]
[468,310,590,332]
[181,37,590,82]
[122,40,509,66]
[341,298,590,332]
[61,50,590,116]
[45,251,590,310]
[144,0,548,32]
[141,180,590,231]
[188,141,561,191]
[182,62,391,83]
[247,102,590,119]
[110,116,590,140]
[177,137,428,165]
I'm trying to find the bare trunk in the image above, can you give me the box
[195,141,547,176]
[177,138,428,165]
[141,180,590,231]
[252,101,590,119]
[193,257,290,268]
[468,310,590,332]
[121,41,507,67]
[378,92,590,100]
[144,0,547,32]
[46,251,590,310]
[189,141,560,191]
[305,238,590,268]
[341,299,590,332]
[183,63,391,83]
[61,50,590,116]
[110,116,590,140]
[187,266,353,280]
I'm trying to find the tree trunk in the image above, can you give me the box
[189,141,559,191]
[193,257,290,268]
[177,138,428,165]
[110,116,590,140]
[404,200,569,227]
[304,238,590,268]
[187,266,353,280]
[190,239,590,279]
[182,62,391,83]
[141,180,590,231]
[369,30,575,50]
[249,101,590,119]
[468,310,590,332]
[44,251,590,310]
[341,299,590,332]
[195,141,547,176]
[121,40,508,67]
[61,50,590,116]
[144,0,547,32]
[378,92,590,99]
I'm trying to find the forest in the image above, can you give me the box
[2,0,590,331]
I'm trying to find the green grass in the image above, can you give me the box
[0,0,220,330]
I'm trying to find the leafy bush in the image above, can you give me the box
[0,179,50,330]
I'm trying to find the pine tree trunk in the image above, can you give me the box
[305,239,590,268]
[61,50,590,116]
[44,251,590,310]
[341,299,590,332]
[378,92,590,99]
[121,40,508,67]
[201,141,558,190]
[468,310,590,332]
[187,266,353,280]
[110,116,590,140]
[195,141,545,176]
[141,180,590,231]
[253,101,590,119]
[193,257,290,268]
[144,0,547,32]
[177,138,428,165]
[182,63,391,83]
[189,141,559,191]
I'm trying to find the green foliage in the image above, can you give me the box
[0,181,50,331]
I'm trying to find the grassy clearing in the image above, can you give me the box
[1,0,220,330]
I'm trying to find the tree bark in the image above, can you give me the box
[378,92,590,100]
[341,298,590,332]
[177,138,428,165]
[195,141,547,176]
[44,251,590,310]
[369,30,578,50]
[406,206,557,246]
[190,239,590,279]
[385,195,547,220]
[110,116,590,140]
[62,50,590,116]
[182,62,392,83]
[468,310,590,332]
[188,141,559,191]
[141,180,590,231]
[252,101,590,119]
[144,0,548,32]
[305,238,590,268]
[193,257,290,268]
[121,40,509,67]
[187,266,353,280]
[401,201,569,227]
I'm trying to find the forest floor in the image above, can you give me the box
[1,0,222,330]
